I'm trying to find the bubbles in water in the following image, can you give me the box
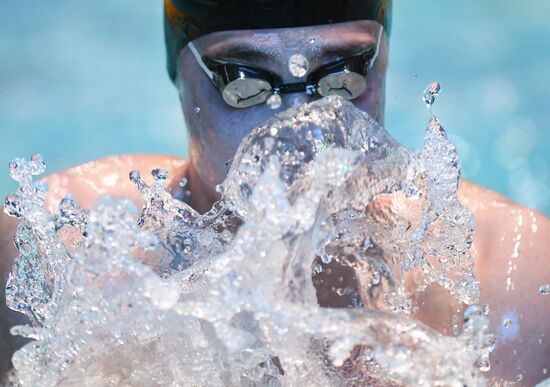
[267,93,282,110]
[3,94,492,386]
[309,38,316,44]
[423,81,442,108]
[540,284,550,295]
[195,107,201,114]
[288,53,308,78]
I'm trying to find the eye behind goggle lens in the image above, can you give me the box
[317,72,367,100]
[222,78,273,108]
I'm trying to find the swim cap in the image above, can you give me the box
[164,0,391,81]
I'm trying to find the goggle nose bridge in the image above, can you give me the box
[274,82,315,95]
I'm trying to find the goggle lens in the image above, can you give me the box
[317,72,367,100]
[222,78,273,108]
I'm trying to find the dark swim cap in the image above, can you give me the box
[164,0,391,81]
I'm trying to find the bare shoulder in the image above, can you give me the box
[43,153,188,211]
[459,180,550,384]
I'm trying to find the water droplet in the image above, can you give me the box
[371,271,381,286]
[539,284,550,295]
[503,318,513,328]
[428,81,441,94]
[179,177,188,188]
[413,73,418,79]
[515,374,523,382]
[361,350,374,361]
[267,94,282,110]
[129,170,140,182]
[58,196,78,221]
[145,279,180,311]
[422,81,442,108]
[8,155,45,186]
[463,305,483,323]
[313,263,323,274]
[477,356,491,372]
[224,159,234,175]
[484,334,496,352]
[309,38,316,44]
[321,252,333,264]
[194,107,201,114]
[3,194,22,217]
[288,53,308,78]
[129,170,145,191]
[544,368,548,375]
[363,237,372,251]
[9,159,20,176]
[152,168,169,183]
[452,315,460,336]
[30,154,46,175]
[336,287,349,296]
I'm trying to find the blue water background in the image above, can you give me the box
[1,1,549,215]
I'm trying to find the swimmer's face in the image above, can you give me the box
[175,21,388,208]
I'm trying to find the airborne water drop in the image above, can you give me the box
[267,94,282,110]
[423,81,442,108]
[288,53,309,78]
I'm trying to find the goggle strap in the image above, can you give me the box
[369,26,384,70]
[188,41,215,82]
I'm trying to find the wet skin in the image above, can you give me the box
[1,21,549,385]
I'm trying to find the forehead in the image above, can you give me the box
[194,20,383,60]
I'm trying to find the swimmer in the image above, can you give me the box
[1,1,549,384]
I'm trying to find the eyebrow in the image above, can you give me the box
[205,38,377,65]
[211,48,275,63]
[205,41,276,63]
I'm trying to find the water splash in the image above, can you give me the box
[3,95,494,386]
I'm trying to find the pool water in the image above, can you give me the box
[1,0,549,215]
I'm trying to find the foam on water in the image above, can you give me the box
[4,96,497,386]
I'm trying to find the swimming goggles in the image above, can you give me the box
[188,27,384,108]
